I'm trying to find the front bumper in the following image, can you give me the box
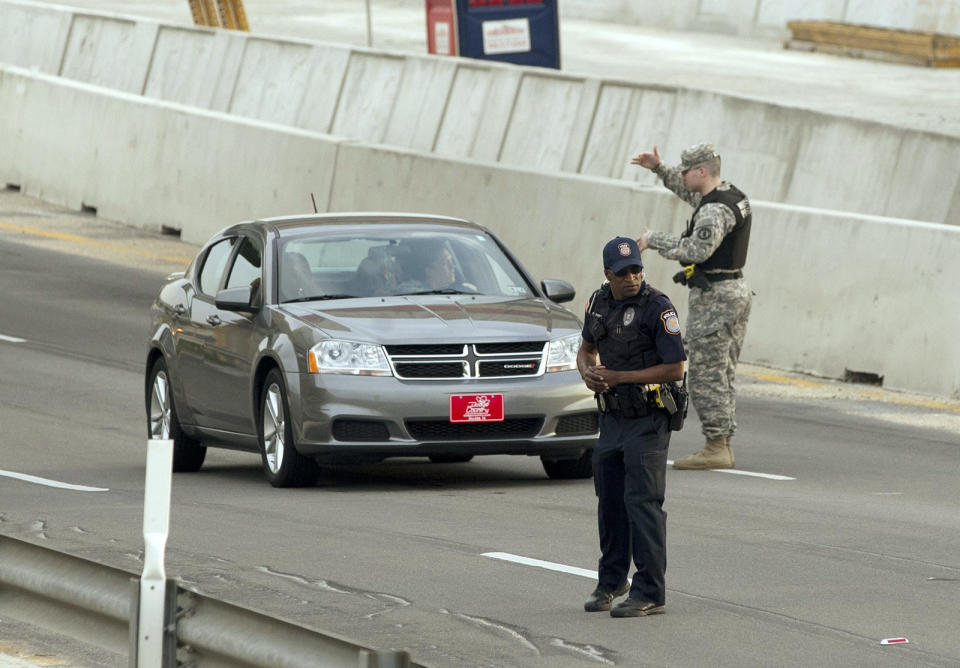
[286,369,597,462]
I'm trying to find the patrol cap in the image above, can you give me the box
[602,237,643,273]
[680,142,720,170]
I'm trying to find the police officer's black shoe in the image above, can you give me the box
[584,582,630,612]
[610,597,665,618]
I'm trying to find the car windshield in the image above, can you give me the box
[277,228,535,302]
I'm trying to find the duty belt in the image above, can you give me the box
[595,388,652,417]
[704,270,742,282]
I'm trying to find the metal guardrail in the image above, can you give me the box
[0,534,418,667]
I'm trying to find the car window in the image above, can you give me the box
[198,238,237,296]
[225,237,262,290]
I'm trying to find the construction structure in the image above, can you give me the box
[188,0,249,30]
[786,20,960,67]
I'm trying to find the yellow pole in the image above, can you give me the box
[187,0,221,26]
[216,0,250,31]
[230,0,250,31]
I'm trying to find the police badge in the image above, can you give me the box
[623,306,635,326]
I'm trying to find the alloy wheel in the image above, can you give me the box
[262,383,285,474]
[150,370,171,439]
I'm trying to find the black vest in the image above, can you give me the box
[587,284,663,371]
[683,183,752,271]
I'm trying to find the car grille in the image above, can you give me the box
[384,343,546,380]
[332,419,390,442]
[406,418,544,441]
[555,413,599,435]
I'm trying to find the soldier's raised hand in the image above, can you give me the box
[630,145,661,170]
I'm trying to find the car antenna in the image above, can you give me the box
[310,193,318,213]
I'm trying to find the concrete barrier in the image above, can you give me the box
[2,0,959,226]
[4,64,954,396]
[0,0,72,73]
[0,66,339,240]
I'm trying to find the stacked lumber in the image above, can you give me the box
[785,20,960,67]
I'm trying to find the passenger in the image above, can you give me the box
[356,246,399,296]
[415,244,476,293]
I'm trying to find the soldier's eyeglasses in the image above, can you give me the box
[613,265,642,277]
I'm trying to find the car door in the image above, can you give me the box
[198,235,265,435]
[174,236,237,428]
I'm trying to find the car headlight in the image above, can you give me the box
[546,333,581,372]
[308,340,392,376]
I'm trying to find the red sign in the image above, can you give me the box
[450,394,504,422]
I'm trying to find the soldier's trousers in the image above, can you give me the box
[686,284,752,440]
[593,410,670,606]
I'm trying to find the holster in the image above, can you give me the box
[674,265,711,291]
[666,377,689,431]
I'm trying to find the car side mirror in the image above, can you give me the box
[215,286,258,313]
[541,279,575,304]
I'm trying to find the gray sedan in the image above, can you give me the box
[145,213,597,486]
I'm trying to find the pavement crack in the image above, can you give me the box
[442,610,540,655]
[257,566,412,617]
[546,638,618,665]
[29,520,48,539]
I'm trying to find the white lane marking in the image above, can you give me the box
[0,334,27,343]
[483,552,600,581]
[666,460,795,481]
[0,470,109,492]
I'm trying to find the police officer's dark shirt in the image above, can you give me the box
[581,282,686,371]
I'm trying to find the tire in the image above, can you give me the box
[541,450,594,480]
[146,357,206,472]
[428,455,474,464]
[259,368,319,488]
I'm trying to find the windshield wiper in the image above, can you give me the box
[402,288,472,295]
[283,294,358,303]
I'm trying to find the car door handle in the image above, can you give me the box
[206,315,221,326]
[174,304,187,315]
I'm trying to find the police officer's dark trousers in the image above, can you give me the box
[593,409,670,605]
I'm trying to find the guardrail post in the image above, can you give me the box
[133,439,176,668]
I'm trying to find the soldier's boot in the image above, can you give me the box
[672,437,734,470]
[725,437,735,467]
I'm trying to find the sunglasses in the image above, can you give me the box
[613,265,642,277]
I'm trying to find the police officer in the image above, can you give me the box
[578,237,686,617]
[632,143,752,470]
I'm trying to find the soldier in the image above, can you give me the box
[631,143,752,470]
[578,237,686,617]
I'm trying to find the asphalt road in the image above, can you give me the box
[2,192,959,667]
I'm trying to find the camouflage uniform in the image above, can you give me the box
[646,145,752,442]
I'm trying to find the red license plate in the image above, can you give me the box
[449,394,504,423]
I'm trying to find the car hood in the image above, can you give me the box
[280,296,581,343]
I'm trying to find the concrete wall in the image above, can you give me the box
[2,64,957,398]
[558,0,960,38]
[2,0,959,226]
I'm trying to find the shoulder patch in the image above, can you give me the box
[696,227,713,241]
[660,309,681,335]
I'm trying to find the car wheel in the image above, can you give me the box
[428,455,474,464]
[146,357,206,472]
[259,368,319,488]
[541,450,593,480]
